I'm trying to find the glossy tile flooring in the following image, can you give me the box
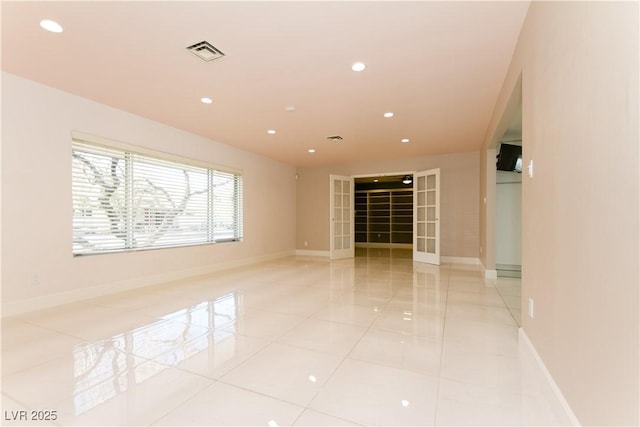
[1,249,571,426]
[494,277,522,327]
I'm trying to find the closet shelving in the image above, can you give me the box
[355,189,413,245]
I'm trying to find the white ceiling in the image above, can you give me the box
[1,1,529,167]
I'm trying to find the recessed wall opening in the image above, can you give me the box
[354,174,414,257]
[496,102,522,279]
[493,84,522,327]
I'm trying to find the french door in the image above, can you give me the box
[329,175,354,259]
[413,168,440,265]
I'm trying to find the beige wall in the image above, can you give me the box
[295,166,339,252]
[482,2,639,425]
[296,152,479,258]
[1,72,297,314]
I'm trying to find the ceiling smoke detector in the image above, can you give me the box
[186,41,225,62]
[326,135,343,141]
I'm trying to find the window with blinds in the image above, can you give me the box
[72,140,243,255]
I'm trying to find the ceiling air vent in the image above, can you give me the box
[186,41,225,62]
[326,135,343,141]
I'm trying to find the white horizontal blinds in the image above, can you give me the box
[131,154,209,249]
[72,140,243,255]
[72,143,128,254]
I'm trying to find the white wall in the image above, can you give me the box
[1,72,297,315]
[495,171,521,266]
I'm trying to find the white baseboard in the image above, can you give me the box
[480,261,498,279]
[441,256,480,265]
[1,250,295,318]
[485,269,498,279]
[295,249,329,257]
[519,329,581,426]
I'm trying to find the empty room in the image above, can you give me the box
[1,1,638,426]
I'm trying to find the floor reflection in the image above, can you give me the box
[494,277,522,326]
[72,292,239,415]
[2,254,567,426]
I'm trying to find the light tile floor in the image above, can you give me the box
[494,277,522,326]
[1,249,570,426]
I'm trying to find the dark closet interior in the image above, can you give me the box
[354,175,413,245]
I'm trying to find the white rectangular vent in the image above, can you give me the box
[186,41,225,62]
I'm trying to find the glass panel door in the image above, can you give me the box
[413,169,440,265]
[330,175,354,259]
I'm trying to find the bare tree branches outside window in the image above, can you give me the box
[72,141,243,255]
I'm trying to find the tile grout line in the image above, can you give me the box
[291,285,384,426]
[492,277,521,327]
[147,267,334,425]
[432,262,452,426]
[289,256,415,426]
[194,267,376,425]
[6,254,539,426]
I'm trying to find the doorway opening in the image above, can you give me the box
[493,84,522,326]
[353,173,413,260]
[496,102,522,279]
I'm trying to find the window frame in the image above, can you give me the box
[71,134,243,256]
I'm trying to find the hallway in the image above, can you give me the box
[2,252,569,426]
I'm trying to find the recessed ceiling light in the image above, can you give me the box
[200,97,213,104]
[401,138,410,143]
[285,106,296,112]
[384,112,394,118]
[373,179,379,183]
[267,129,276,135]
[308,149,316,153]
[351,62,366,72]
[40,19,63,33]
